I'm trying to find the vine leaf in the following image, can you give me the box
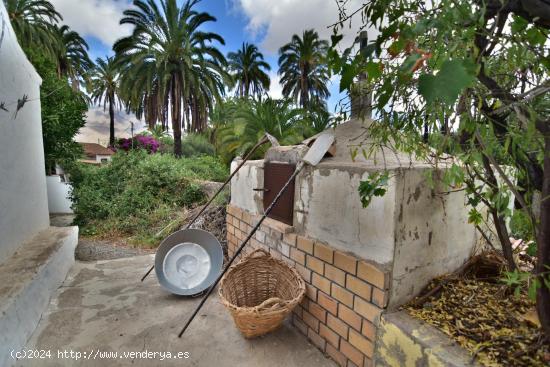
[418,59,476,105]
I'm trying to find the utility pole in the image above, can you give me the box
[130,121,134,149]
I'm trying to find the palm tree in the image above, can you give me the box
[118,59,166,131]
[89,57,122,147]
[216,98,303,162]
[52,24,93,89]
[227,43,271,98]
[5,0,61,54]
[114,0,228,157]
[300,105,335,137]
[278,29,330,109]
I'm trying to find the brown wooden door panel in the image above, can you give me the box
[263,162,295,225]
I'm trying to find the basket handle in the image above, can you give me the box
[256,297,289,311]
[246,248,271,259]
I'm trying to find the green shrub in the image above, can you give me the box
[25,49,87,173]
[510,210,534,241]
[68,150,228,246]
[181,134,216,157]
[159,136,175,154]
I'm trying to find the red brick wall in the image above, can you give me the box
[226,205,390,367]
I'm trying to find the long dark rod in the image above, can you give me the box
[177,164,303,337]
[140,137,269,282]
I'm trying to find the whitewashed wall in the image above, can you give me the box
[0,3,50,262]
[46,176,73,214]
[95,154,112,163]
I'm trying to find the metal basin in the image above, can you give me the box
[155,229,223,296]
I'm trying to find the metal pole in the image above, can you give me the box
[140,136,271,282]
[178,163,303,337]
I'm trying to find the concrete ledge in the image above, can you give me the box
[0,226,78,367]
[374,311,480,367]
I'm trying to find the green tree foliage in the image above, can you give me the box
[181,134,216,158]
[329,0,550,337]
[5,0,93,90]
[89,57,122,147]
[26,50,87,173]
[114,0,229,156]
[4,0,61,56]
[213,98,305,163]
[278,29,330,109]
[228,42,271,98]
[52,24,93,89]
[299,104,336,136]
[67,150,228,246]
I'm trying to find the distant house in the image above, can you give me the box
[79,142,115,164]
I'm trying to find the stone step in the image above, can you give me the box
[0,226,78,367]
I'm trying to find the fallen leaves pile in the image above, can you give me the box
[406,278,549,366]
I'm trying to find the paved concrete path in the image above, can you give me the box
[17,255,335,367]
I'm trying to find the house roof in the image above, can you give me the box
[79,142,115,158]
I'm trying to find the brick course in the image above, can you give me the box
[225,205,390,367]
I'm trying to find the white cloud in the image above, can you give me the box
[50,0,133,47]
[267,70,283,99]
[232,0,374,55]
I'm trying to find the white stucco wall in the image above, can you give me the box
[388,168,478,308]
[230,159,264,215]
[95,154,112,163]
[0,3,49,262]
[46,176,73,214]
[294,163,397,265]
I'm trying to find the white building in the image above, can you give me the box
[0,3,78,365]
[79,142,115,164]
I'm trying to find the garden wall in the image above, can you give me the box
[46,176,73,214]
[0,3,49,263]
[227,205,389,367]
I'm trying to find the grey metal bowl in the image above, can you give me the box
[155,229,223,296]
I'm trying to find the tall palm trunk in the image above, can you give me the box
[71,78,80,92]
[244,73,249,97]
[171,74,182,157]
[108,92,115,147]
[300,63,309,109]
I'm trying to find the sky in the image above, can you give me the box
[49,0,365,144]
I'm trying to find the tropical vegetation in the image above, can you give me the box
[114,0,229,156]
[89,57,122,146]
[52,24,92,89]
[278,29,330,109]
[0,1,324,255]
[4,0,89,172]
[5,0,61,56]
[228,42,271,98]
[213,97,303,162]
[68,150,227,246]
[26,49,87,174]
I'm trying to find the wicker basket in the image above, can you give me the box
[218,249,306,338]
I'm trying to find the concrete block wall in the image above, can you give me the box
[226,205,391,367]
